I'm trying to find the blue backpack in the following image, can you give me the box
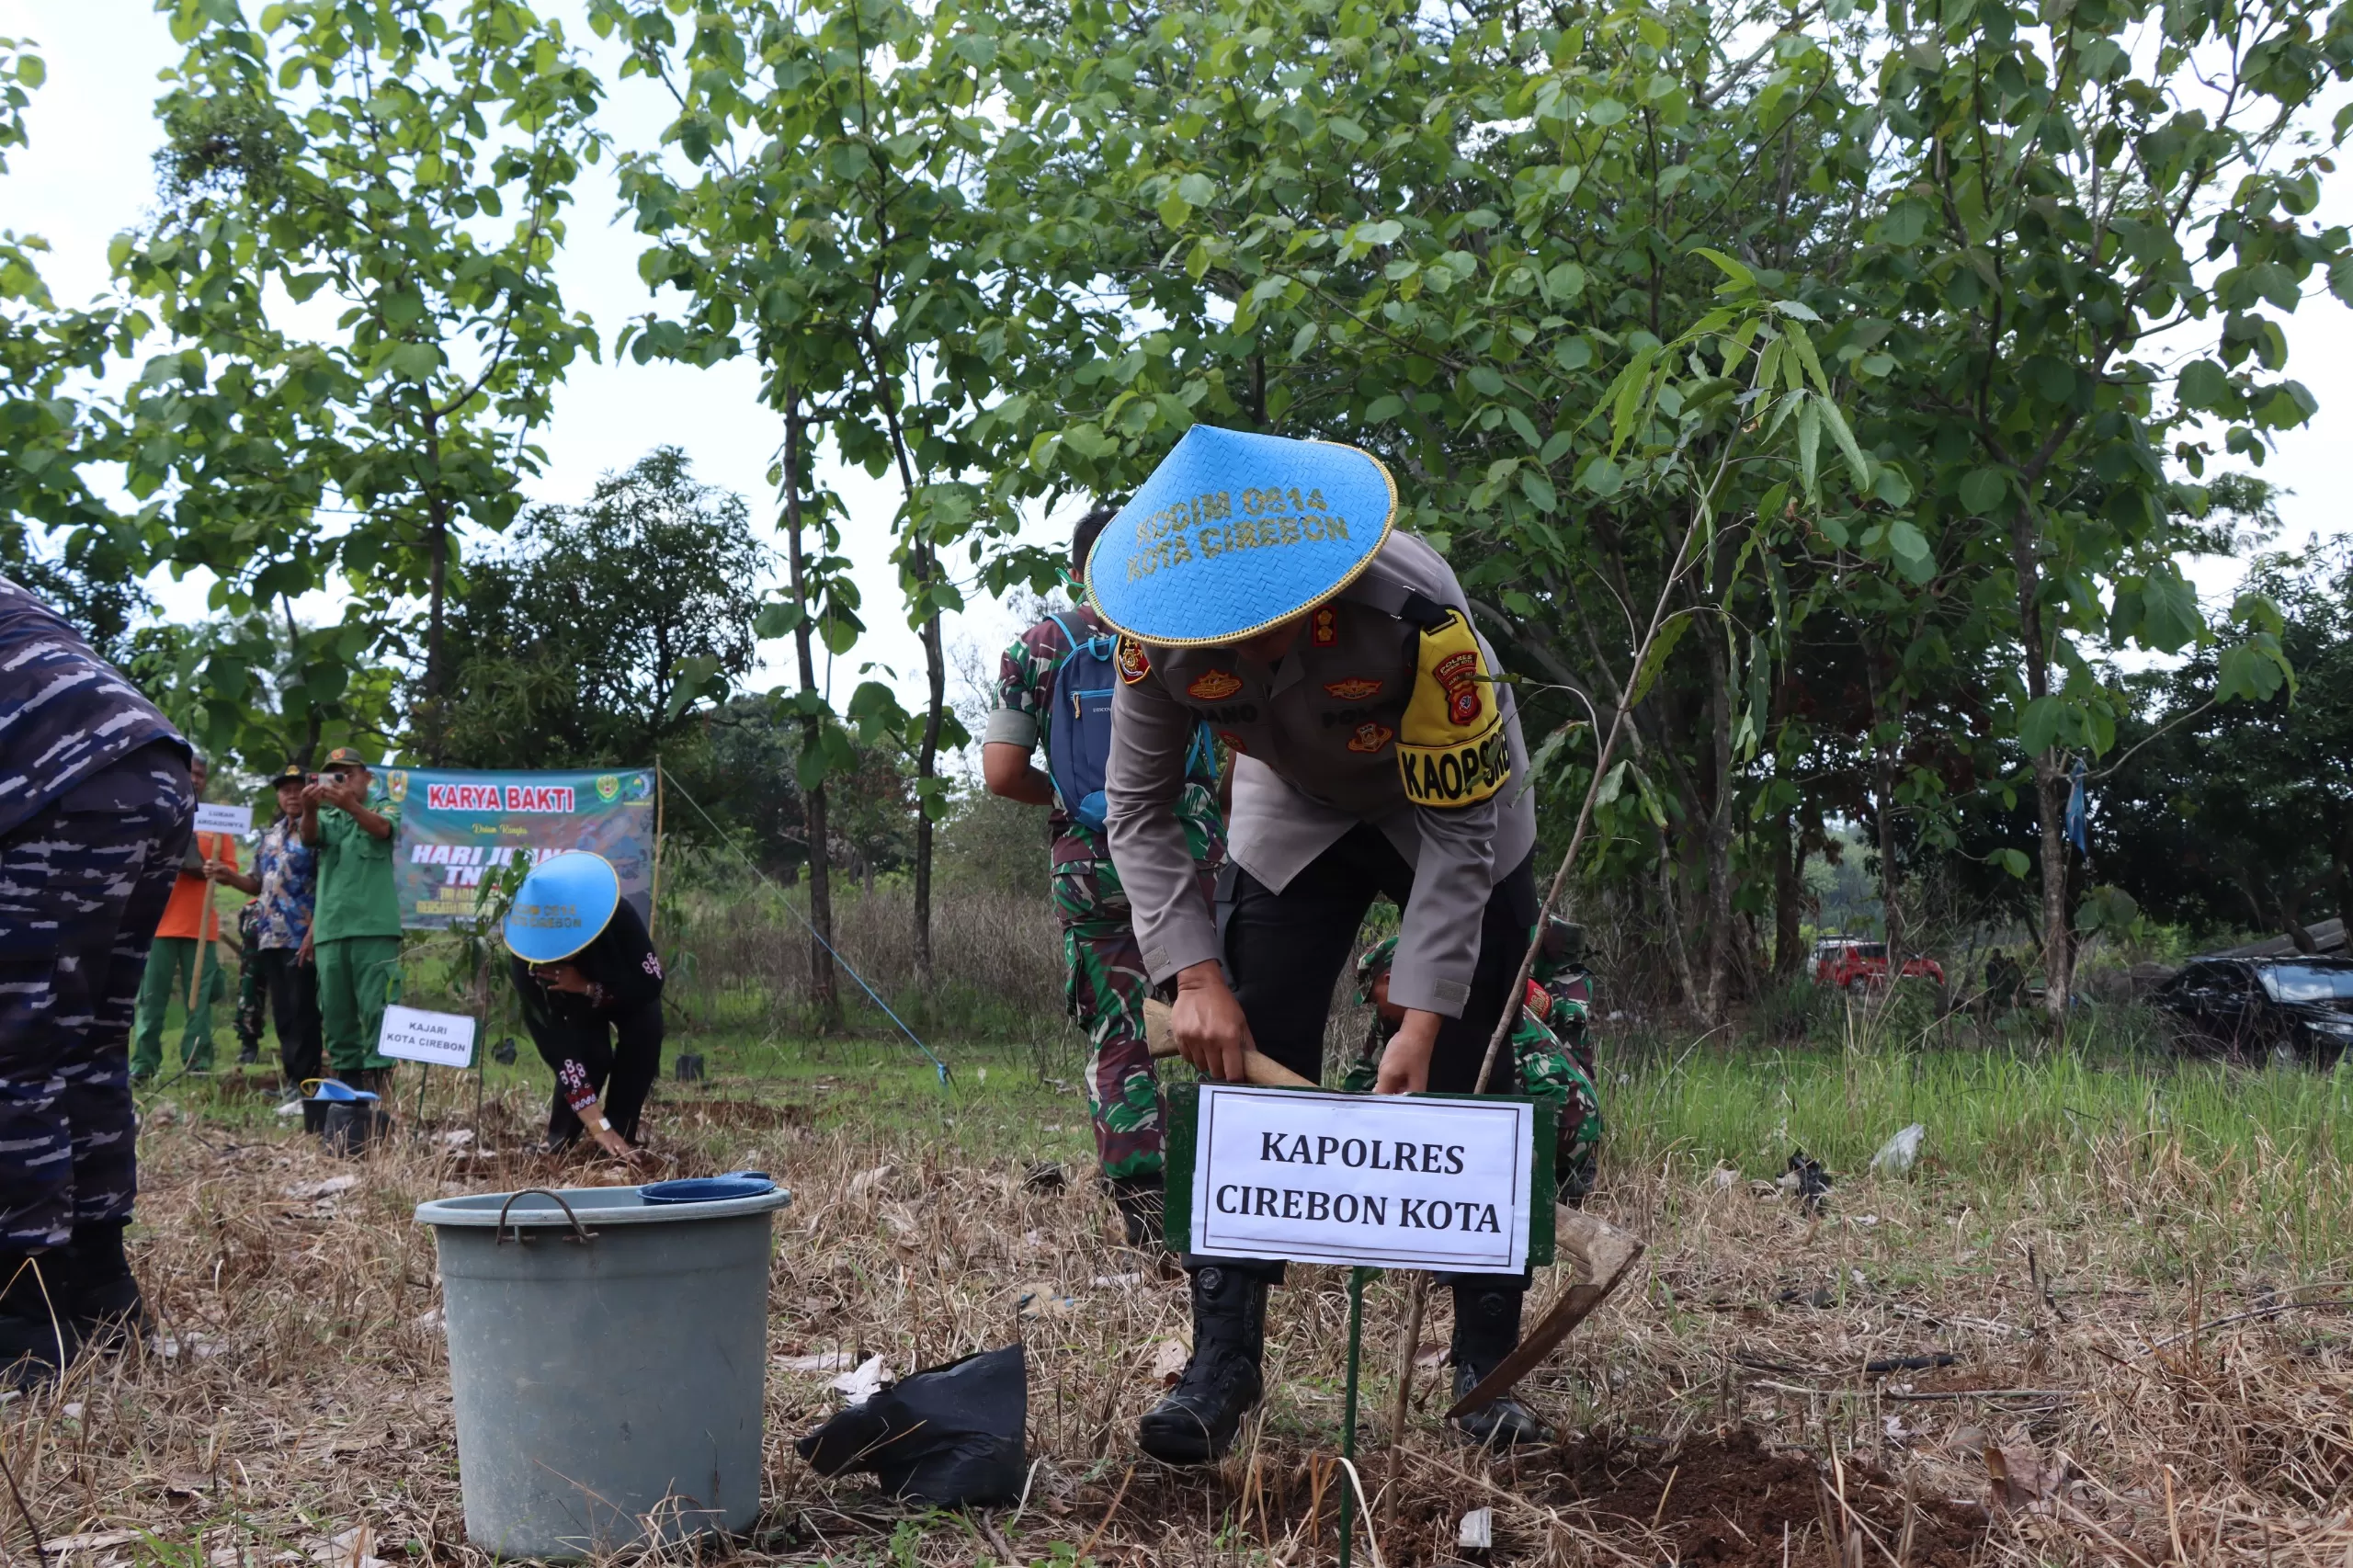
[1042,612,1214,833]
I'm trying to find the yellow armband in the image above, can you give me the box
[1397,608,1510,806]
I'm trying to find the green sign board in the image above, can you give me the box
[382,767,656,931]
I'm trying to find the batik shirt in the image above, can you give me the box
[0,575,184,837]
[986,604,1224,873]
[250,815,316,950]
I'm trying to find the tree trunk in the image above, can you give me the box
[913,540,943,991]
[1771,809,1807,980]
[2010,504,2072,1024]
[1655,830,1701,1015]
[1859,646,1906,971]
[2333,813,2353,937]
[852,318,937,993]
[1699,624,1736,1023]
[780,391,840,1028]
[423,489,451,765]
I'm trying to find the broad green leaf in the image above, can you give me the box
[2016,694,2066,756]
[2132,568,2201,653]
[1959,468,2007,514]
[2177,359,2234,412]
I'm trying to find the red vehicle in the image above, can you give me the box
[1812,938,1945,990]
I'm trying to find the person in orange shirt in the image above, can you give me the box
[129,756,238,1081]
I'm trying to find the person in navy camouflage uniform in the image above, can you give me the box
[0,574,193,1383]
[983,506,1225,1248]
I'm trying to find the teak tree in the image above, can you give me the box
[115,0,604,762]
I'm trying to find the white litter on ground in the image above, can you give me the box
[1871,1123,1927,1174]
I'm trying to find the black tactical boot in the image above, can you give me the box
[1108,1176,1165,1250]
[62,1221,146,1352]
[1137,1265,1268,1464]
[0,1252,74,1388]
[1449,1283,1552,1447]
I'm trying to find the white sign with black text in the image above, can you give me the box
[192,802,253,839]
[376,1005,477,1068]
[1188,1085,1536,1273]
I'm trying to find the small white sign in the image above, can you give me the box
[193,802,253,839]
[377,1005,477,1068]
[1188,1085,1536,1273]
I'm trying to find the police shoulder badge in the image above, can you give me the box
[1116,633,1153,686]
[1313,606,1340,646]
[1187,669,1244,701]
[1524,977,1552,1018]
[1398,608,1510,807]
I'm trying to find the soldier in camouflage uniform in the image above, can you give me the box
[0,576,194,1383]
[1527,914,1597,1082]
[1347,935,1604,1203]
[983,509,1225,1247]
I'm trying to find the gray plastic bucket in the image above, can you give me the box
[415,1182,792,1559]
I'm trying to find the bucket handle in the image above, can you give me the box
[494,1188,597,1247]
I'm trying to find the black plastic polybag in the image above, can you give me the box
[795,1343,1027,1506]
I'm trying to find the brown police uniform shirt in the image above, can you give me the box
[1104,530,1535,1017]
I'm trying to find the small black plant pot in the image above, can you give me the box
[321,1102,392,1158]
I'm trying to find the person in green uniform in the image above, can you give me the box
[300,746,402,1091]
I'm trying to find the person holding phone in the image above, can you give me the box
[300,747,403,1092]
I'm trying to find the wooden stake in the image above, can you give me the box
[1382,1273,1429,1540]
[188,832,214,1012]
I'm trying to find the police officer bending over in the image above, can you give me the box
[1094,426,1548,1462]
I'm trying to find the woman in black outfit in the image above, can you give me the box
[503,853,665,1159]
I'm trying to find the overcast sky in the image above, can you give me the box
[0,0,1050,753]
[4,0,2347,750]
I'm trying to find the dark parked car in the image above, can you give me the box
[2154,955,2353,1061]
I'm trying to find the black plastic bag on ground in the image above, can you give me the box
[795,1343,1026,1506]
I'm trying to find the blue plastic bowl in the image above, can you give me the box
[308,1079,379,1103]
[640,1170,777,1205]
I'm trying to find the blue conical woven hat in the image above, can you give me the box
[503,850,621,964]
[1085,426,1397,644]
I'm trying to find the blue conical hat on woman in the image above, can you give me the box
[1085,426,1398,644]
[502,850,621,964]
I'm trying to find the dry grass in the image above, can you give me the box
[11,1042,2353,1567]
[659,881,1067,1029]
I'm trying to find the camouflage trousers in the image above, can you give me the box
[233,903,265,1055]
[0,743,193,1248]
[1518,1024,1606,1204]
[1053,860,1215,1184]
